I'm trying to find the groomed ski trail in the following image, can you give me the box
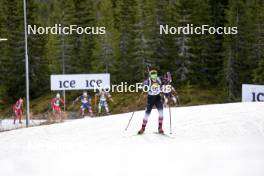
[0,102,264,176]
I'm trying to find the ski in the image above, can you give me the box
[124,132,174,138]
[153,132,174,138]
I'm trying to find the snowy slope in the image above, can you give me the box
[0,102,264,176]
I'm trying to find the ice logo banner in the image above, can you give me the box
[50,74,110,90]
[242,84,264,102]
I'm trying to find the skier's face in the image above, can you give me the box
[150,71,158,80]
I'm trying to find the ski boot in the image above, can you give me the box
[138,127,145,134]
[158,126,164,134]
[138,120,147,134]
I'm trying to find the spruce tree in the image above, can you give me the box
[67,0,96,74]
[115,0,138,83]
[252,0,264,83]
[0,0,7,99]
[92,0,119,77]
[1,0,25,100]
[188,0,215,86]
[151,0,169,70]
[27,0,50,98]
[209,0,228,86]
[133,0,156,79]
[224,0,257,100]
[174,0,193,84]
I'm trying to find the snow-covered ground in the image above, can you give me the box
[0,119,46,132]
[0,102,264,176]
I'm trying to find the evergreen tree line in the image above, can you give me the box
[0,0,264,103]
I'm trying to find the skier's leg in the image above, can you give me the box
[82,108,85,117]
[57,108,61,122]
[54,106,61,121]
[98,102,102,114]
[171,94,177,105]
[59,108,63,122]
[104,101,110,114]
[54,110,58,121]
[13,110,17,124]
[19,115,22,124]
[155,95,164,133]
[51,108,55,121]
[18,110,22,124]
[164,96,169,107]
[138,95,154,134]
[88,105,94,117]
[81,106,85,117]
[52,107,57,122]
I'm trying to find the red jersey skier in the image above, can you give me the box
[13,98,24,124]
[138,69,164,134]
[50,93,64,120]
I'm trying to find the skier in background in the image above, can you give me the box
[13,98,23,124]
[73,91,94,117]
[138,69,164,134]
[95,89,114,115]
[50,93,64,121]
[162,72,178,107]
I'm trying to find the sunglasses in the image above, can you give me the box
[149,71,157,75]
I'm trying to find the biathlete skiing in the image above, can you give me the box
[73,91,94,117]
[12,98,24,124]
[50,93,64,122]
[95,89,114,115]
[138,69,164,134]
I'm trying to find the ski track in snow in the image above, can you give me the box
[0,102,264,176]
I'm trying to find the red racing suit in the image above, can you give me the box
[13,99,23,116]
[51,98,64,112]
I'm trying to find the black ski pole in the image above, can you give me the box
[125,91,144,131]
[125,111,134,131]
[169,104,172,134]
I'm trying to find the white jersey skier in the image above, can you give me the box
[95,89,114,115]
[138,69,164,134]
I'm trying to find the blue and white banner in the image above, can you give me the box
[242,84,264,102]
[50,74,110,90]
